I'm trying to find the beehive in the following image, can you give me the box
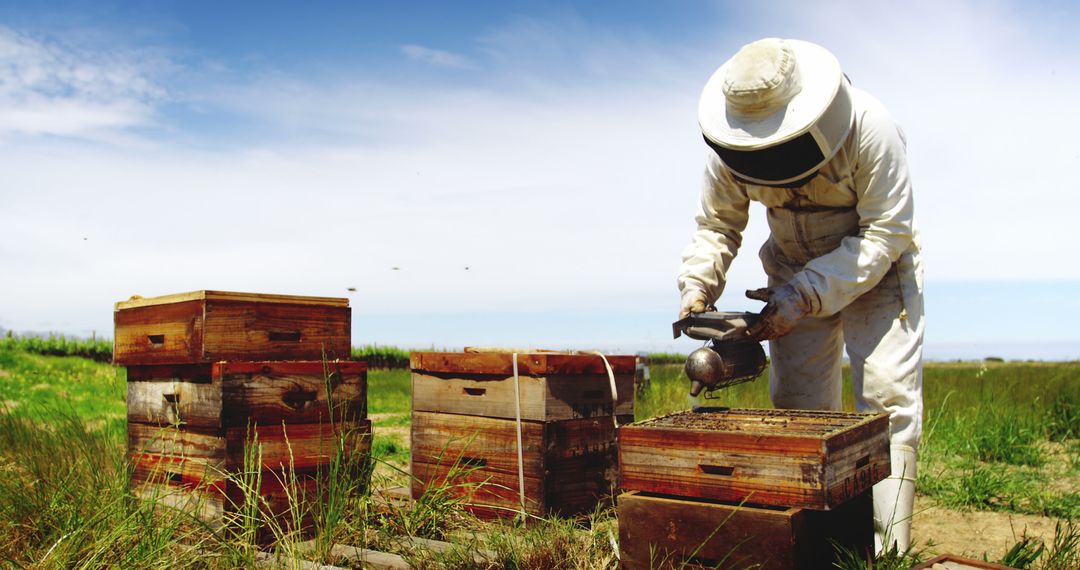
[409,350,635,517]
[618,409,890,510]
[127,360,371,536]
[617,490,873,570]
[113,290,351,365]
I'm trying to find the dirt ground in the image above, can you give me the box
[912,495,1059,559]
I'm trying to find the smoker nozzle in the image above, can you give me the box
[689,380,707,397]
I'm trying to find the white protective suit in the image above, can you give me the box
[678,86,924,552]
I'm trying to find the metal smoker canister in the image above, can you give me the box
[686,340,767,396]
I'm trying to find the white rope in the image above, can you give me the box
[583,350,619,428]
[511,352,526,515]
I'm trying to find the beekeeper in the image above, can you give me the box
[678,38,924,553]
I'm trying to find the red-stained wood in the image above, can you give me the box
[410,411,618,517]
[618,409,890,510]
[410,351,636,377]
[129,419,371,543]
[113,291,351,365]
[224,419,371,471]
[618,490,873,570]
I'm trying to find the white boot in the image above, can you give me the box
[873,445,917,553]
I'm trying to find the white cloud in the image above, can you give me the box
[400,44,471,68]
[0,26,165,141]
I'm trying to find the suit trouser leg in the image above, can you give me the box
[842,249,924,552]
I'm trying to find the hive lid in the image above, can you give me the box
[410,349,637,376]
[115,290,350,311]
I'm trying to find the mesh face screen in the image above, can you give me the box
[706,132,825,185]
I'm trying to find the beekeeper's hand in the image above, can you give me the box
[745,284,810,341]
[679,290,711,320]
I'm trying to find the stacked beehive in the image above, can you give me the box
[617,408,891,569]
[409,349,635,518]
[115,291,370,538]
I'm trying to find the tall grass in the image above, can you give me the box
[1,345,1077,568]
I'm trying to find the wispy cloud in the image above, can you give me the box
[400,44,471,68]
[0,26,166,141]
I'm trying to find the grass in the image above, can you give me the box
[0,331,113,363]
[0,344,1077,568]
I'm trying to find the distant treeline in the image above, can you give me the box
[0,332,113,363]
[0,333,683,369]
[351,344,411,369]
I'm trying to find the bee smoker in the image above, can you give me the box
[672,312,768,397]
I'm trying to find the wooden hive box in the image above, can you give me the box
[410,350,635,518]
[618,490,873,570]
[114,291,351,365]
[127,360,370,538]
[619,409,890,510]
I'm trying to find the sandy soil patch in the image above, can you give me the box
[912,495,1060,558]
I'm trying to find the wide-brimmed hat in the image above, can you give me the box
[698,38,854,187]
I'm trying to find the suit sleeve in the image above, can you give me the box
[788,100,916,317]
[678,153,751,306]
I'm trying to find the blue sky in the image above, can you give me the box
[0,1,1078,359]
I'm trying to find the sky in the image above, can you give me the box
[0,0,1078,359]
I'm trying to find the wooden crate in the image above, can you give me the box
[127,360,370,538]
[410,350,636,421]
[619,409,890,510]
[410,410,627,518]
[618,490,873,570]
[114,290,351,365]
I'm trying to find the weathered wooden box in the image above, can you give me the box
[114,291,351,365]
[619,409,890,510]
[618,490,873,570]
[410,350,635,421]
[127,360,370,536]
[409,350,634,517]
[411,411,619,518]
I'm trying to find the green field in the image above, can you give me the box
[0,345,1077,568]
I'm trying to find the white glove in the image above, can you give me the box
[679,290,711,320]
[745,284,810,341]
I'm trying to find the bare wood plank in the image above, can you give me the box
[325,544,411,570]
[127,364,214,382]
[412,351,636,376]
[127,378,223,430]
[116,290,349,310]
[218,361,366,427]
[411,372,632,421]
[911,555,1017,570]
[254,551,352,570]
